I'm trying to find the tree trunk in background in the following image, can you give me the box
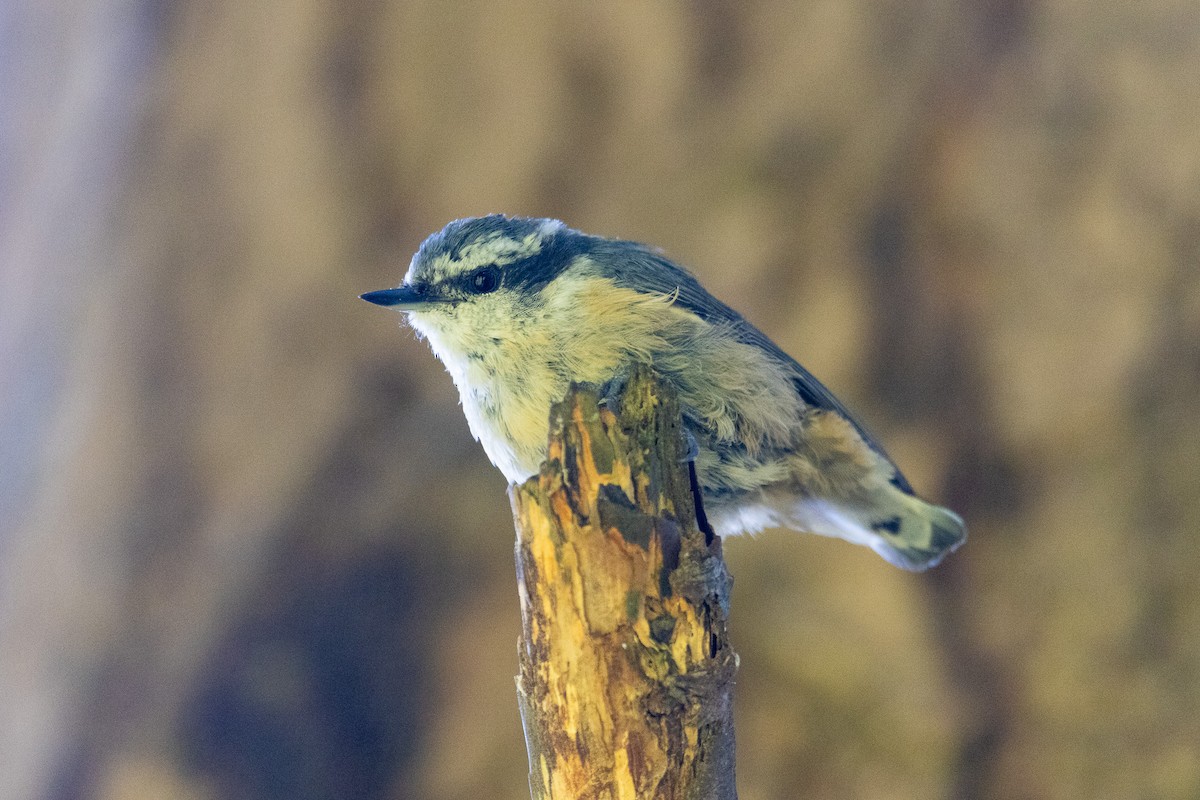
[511,369,738,800]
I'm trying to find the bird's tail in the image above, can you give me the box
[787,489,966,571]
[862,492,966,571]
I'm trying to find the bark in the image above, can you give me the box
[510,367,739,800]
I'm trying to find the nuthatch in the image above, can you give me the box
[362,215,965,569]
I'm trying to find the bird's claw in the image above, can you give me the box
[681,427,699,463]
[597,373,629,414]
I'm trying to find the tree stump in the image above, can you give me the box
[510,367,739,800]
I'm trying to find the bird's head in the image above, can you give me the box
[361,215,598,346]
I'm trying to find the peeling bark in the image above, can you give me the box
[510,367,738,800]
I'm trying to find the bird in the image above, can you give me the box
[361,215,965,570]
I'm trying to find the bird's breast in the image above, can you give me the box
[435,344,569,484]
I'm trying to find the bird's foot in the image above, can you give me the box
[681,427,699,463]
[688,460,716,546]
[597,372,629,414]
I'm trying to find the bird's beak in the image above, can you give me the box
[359,285,437,311]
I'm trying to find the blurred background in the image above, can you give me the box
[3,2,1198,799]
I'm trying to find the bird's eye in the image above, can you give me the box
[471,266,501,294]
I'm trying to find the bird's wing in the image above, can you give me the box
[596,243,914,494]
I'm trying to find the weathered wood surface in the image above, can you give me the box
[510,368,739,800]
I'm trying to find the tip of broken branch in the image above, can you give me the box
[510,366,738,800]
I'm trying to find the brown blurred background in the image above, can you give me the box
[3,2,1199,799]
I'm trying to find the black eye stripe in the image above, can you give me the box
[468,265,501,293]
[502,235,586,292]
[446,234,587,297]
